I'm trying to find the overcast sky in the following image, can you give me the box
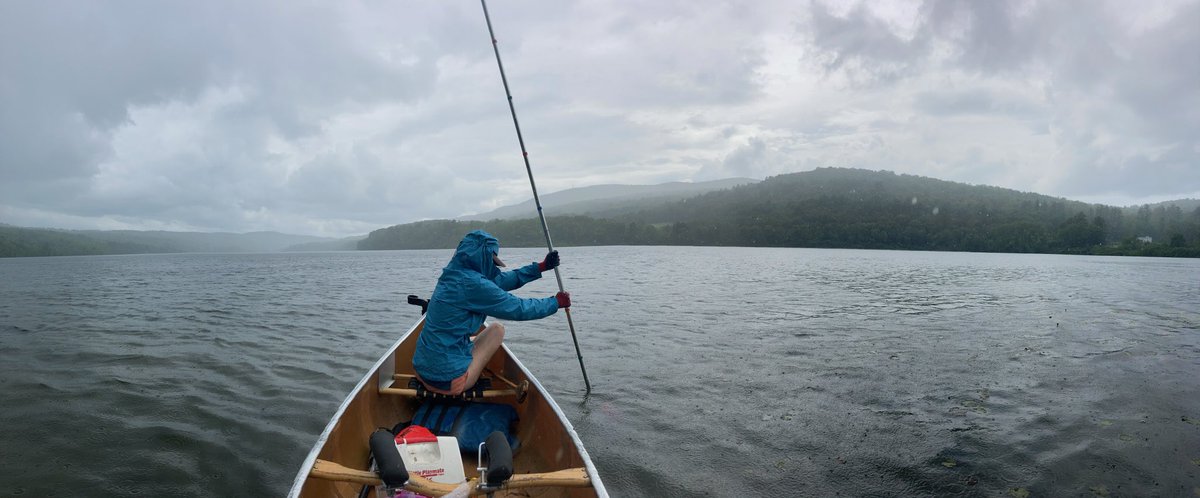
[2,0,1197,237]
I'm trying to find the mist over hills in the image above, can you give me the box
[0,226,333,258]
[362,168,1200,257]
[79,230,329,253]
[281,236,365,252]
[1124,198,1200,215]
[5,169,1200,258]
[459,178,758,221]
[2,178,758,257]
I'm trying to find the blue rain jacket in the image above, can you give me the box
[412,230,559,382]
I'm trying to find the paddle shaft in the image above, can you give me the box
[480,0,591,394]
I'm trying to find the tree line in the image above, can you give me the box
[0,225,171,257]
[6,168,1197,258]
[360,168,1200,257]
[0,226,327,258]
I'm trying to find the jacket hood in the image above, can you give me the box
[448,230,501,279]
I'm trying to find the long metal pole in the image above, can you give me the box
[480,0,591,394]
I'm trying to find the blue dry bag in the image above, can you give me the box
[411,401,518,453]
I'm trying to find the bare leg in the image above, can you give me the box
[463,322,505,391]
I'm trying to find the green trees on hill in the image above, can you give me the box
[6,168,1198,258]
[0,226,167,257]
[0,226,327,258]
[358,217,669,250]
[359,168,1200,257]
[1053,213,1106,252]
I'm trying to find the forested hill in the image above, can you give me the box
[0,226,330,258]
[459,178,758,221]
[0,225,180,257]
[361,168,1200,256]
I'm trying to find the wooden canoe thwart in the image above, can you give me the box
[309,459,592,496]
[288,317,607,497]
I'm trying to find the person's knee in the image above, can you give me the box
[492,322,506,340]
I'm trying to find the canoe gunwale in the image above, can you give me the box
[286,317,423,497]
[287,318,608,497]
[501,341,608,497]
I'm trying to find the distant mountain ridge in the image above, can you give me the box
[79,230,330,253]
[7,169,1200,258]
[362,168,1200,257]
[1124,198,1200,214]
[460,178,758,221]
[0,226,334,258]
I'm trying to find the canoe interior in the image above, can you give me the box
[298,319,598,498]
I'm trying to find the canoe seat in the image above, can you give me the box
[380,373,528,402]
[408,377,493,400]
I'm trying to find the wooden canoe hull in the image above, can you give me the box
[288,318,606,497]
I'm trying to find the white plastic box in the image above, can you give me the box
[396,436,466,485]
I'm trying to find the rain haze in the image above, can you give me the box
[2,0,1197,237]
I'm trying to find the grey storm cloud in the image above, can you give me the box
[1,1,469,233]
[804,0,1199,199]
[808,1,928,80]
[913,88,1044,119]
[1,0,1197,236]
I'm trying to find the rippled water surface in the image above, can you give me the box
[1,247,1198,497]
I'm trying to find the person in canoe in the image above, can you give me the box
[413,229,570,396]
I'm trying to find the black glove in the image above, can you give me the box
[538,250,560,272]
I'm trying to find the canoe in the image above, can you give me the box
[288,306,607,497]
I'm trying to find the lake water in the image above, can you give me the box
[1,247,1198,497]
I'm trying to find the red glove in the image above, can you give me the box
[555,291,571,309]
